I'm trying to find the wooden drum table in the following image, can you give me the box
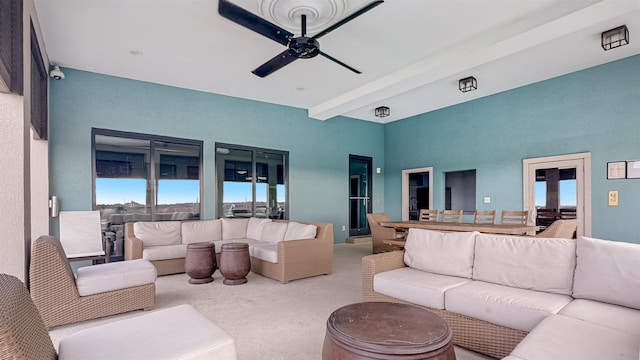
[322,302,456,360]
[185,242,217,284]
[219,242,251,285]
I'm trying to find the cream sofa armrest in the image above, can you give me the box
[362,251,406,301]
[124,222,144,260]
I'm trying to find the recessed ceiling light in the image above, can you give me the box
[296,87,305,91]
[129,50,143,56]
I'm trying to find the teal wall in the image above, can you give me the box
[384,55,640,243]
[49,69,386,243]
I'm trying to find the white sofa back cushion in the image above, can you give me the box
[473,234,576,295]
[284,221,317,241]
[133,221,182,246]
[261,222,288,243]
[181,220,222,244]
[573,236,640,309]
[403,229,477,278]
[220,218,249,240]
[246,217,271,240]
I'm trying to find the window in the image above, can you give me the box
[92,129,203,223]
[444,169,476,213]
[216,143,288,219]
[0,0,23,94]
[30,21,47,140]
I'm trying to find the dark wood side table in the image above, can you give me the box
[219,242,251,285]
[322,302,456,360]
[185,242,217,284]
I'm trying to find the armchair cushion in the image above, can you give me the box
[76,259,156,296]
[252,243,279,263]
[221,218,249,240]
[573,236,640,309]
[403,229,477,278]
[133,221,181,246]
[284,221,317,241]
[181,219,222,244]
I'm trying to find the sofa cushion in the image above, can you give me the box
[403,229,477,278]
[509,315,639,360]
[374,267,471,310]
[261,222,288,243]
[559,299,640,336]
[221,218,249,240]
[246,217,271,240]
[573,236,640,309]
[76,259,157,296]
[252,242,279,263]
[142,244,188,261]
[473,234,576,295]
[133,221,182,246]
[181,219,222,244]
[58,304,237,360]
[284,221,317,241]
[445,280,573,332]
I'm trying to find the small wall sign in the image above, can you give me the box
[607,161,626,179]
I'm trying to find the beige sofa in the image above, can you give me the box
[362,228,640,359]
[125,218,333,283]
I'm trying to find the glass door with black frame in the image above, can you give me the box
[349,155,372,237]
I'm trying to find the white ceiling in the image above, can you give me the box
[35,0,640,124]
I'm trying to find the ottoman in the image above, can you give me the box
[58,304,237,360]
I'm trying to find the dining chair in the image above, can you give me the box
[535,219,578,239]
[501,210,529,225]
[473,210,496,224]
[441,209,463,223]
[366,213,405,254]
[418,209,438,222]
[58,210,110,262]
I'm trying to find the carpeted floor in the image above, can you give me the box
[50,243,495,359]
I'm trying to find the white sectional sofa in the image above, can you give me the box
[362,228,640,359]
[125,217,333,283]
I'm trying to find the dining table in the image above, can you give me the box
[380,220,539,236]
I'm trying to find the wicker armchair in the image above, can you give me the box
[366,213,404,254]
[535,219,578,239]
[29,235,156,329]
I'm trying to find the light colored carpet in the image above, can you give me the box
[50,243,495,359]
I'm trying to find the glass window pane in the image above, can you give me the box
[155,141,201,220]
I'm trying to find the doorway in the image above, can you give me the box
[349,155,372,236]
[523,153,591,237]
[402,167,433,220]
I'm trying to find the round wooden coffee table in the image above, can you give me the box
[219,242,251,285]
[185,242,217,284]
[322,302,456,360]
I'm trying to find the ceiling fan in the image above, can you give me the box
[218,0,384,77]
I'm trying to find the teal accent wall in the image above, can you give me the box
[49,69,385,243]
[384,55,640,243]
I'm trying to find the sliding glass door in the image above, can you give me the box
[216,143,288,219]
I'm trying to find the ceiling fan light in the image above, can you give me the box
[459,76,477,93]
[375,106,390,118]
[601,25,629,51]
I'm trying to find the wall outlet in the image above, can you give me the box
[483,197,491,204]
[342,225,346,231]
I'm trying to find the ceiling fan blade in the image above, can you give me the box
[319,52,361,74]
[218,0,294,46]
[252,50,298,77]
[311,0,383,40]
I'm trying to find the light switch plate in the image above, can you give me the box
[609,191,619,206]
[483,197,491,204]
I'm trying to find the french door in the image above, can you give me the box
[523,153,591,237]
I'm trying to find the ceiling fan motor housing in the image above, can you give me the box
[288,37,320,58]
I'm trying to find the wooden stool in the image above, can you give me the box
[322,302,456,360]
[185,242,217,284]
[219,242,251,285]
